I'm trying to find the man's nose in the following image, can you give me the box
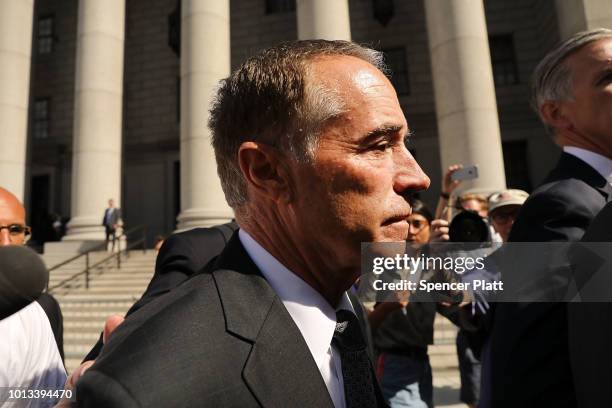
[0,230,11,246]
[394,150,430,195]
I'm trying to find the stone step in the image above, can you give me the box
[429,344,456,355]
[56,293,143,301]
[50,266,154,274]
[65,331,104,342]
[55,288,147,296]
[60,299,134,311]
[51,281,153,289]
[62,309,133,320]
[65,344,95,358]
[64,320,108,330]
[50,271,154,280]
[429,352,459,370]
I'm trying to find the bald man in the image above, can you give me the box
[0,187,66,405]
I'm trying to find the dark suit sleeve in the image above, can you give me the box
[76,370,140,408]
[509,183,602,242]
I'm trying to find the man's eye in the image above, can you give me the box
[597,72,612,86]
[373,143,390,151]
[372,141,394,152]
[8,225,25,234]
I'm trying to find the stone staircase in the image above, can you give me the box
[43,250,156,374]
[431,314,460,372]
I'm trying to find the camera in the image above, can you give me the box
[449,210,491,243]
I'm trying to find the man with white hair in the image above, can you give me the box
[489,28,612,408]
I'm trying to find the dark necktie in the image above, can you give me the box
[333,309,379,408]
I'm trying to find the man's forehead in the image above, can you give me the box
[311,55,386,88]
[0,200,25,222]
[568,38,612,70]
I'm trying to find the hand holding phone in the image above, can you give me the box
[451,165,478,182]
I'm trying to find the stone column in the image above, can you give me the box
[297,0,351,40]
[64,0,125,242]
[424,0,506,193]
[176,0,233,230]
[0,0,34,201]
[556,0,612,41]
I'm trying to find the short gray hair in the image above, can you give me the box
[532,28,612,131]
[209,40,386,208]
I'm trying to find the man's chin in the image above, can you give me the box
[379,221,409,242]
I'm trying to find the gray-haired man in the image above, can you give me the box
[75,40,429,407]
[488,29,612,408]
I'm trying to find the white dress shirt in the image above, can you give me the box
[564,146,612,186]
[239,229,353,408]
[0,301,67,407]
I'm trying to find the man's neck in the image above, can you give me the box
[556,130,612,160]
[238,219,353,308]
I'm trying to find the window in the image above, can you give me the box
[489,34,519,86]
[33,99,50,139]
[382,48,410,96]
[38,16,54,55]
[265,0,295,14]
[503,140,532,192]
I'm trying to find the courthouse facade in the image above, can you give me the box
[1,0,611,247]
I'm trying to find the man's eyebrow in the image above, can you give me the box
[362,124,406,143]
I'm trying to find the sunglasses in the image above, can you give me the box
[490,210,520,224]
[0,224,32,236]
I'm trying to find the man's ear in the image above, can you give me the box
[540,100,573,131]
[238,142,293,202]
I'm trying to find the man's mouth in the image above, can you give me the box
[382,214,410,226]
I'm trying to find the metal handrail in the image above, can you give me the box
[47,224,148,293]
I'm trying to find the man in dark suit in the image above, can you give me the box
[487,29,612,408]
[74,40,430,407]
[566,201,612,408]
[102,199,122,252]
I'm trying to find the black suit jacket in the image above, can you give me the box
[102,208,122,228]
[84,223,237,361]
[489,153,612,407]
[77,233,377,407]
[566,202,612,408]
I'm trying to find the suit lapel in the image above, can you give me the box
[212,235,334,408]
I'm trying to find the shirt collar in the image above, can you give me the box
[238,229,354,370]
[564,146,612,186]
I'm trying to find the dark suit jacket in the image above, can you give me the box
[489,153,612,408]
[102,208,122,228]
[566,201,612,408]
[77,233,377,407]
[83,223,237,361]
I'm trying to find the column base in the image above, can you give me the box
[64,215,106,240]
[176,207,234,232]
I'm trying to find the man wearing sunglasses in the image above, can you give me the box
[0,187,66,402]
[487,190,529,243]
[0,192,31,246]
